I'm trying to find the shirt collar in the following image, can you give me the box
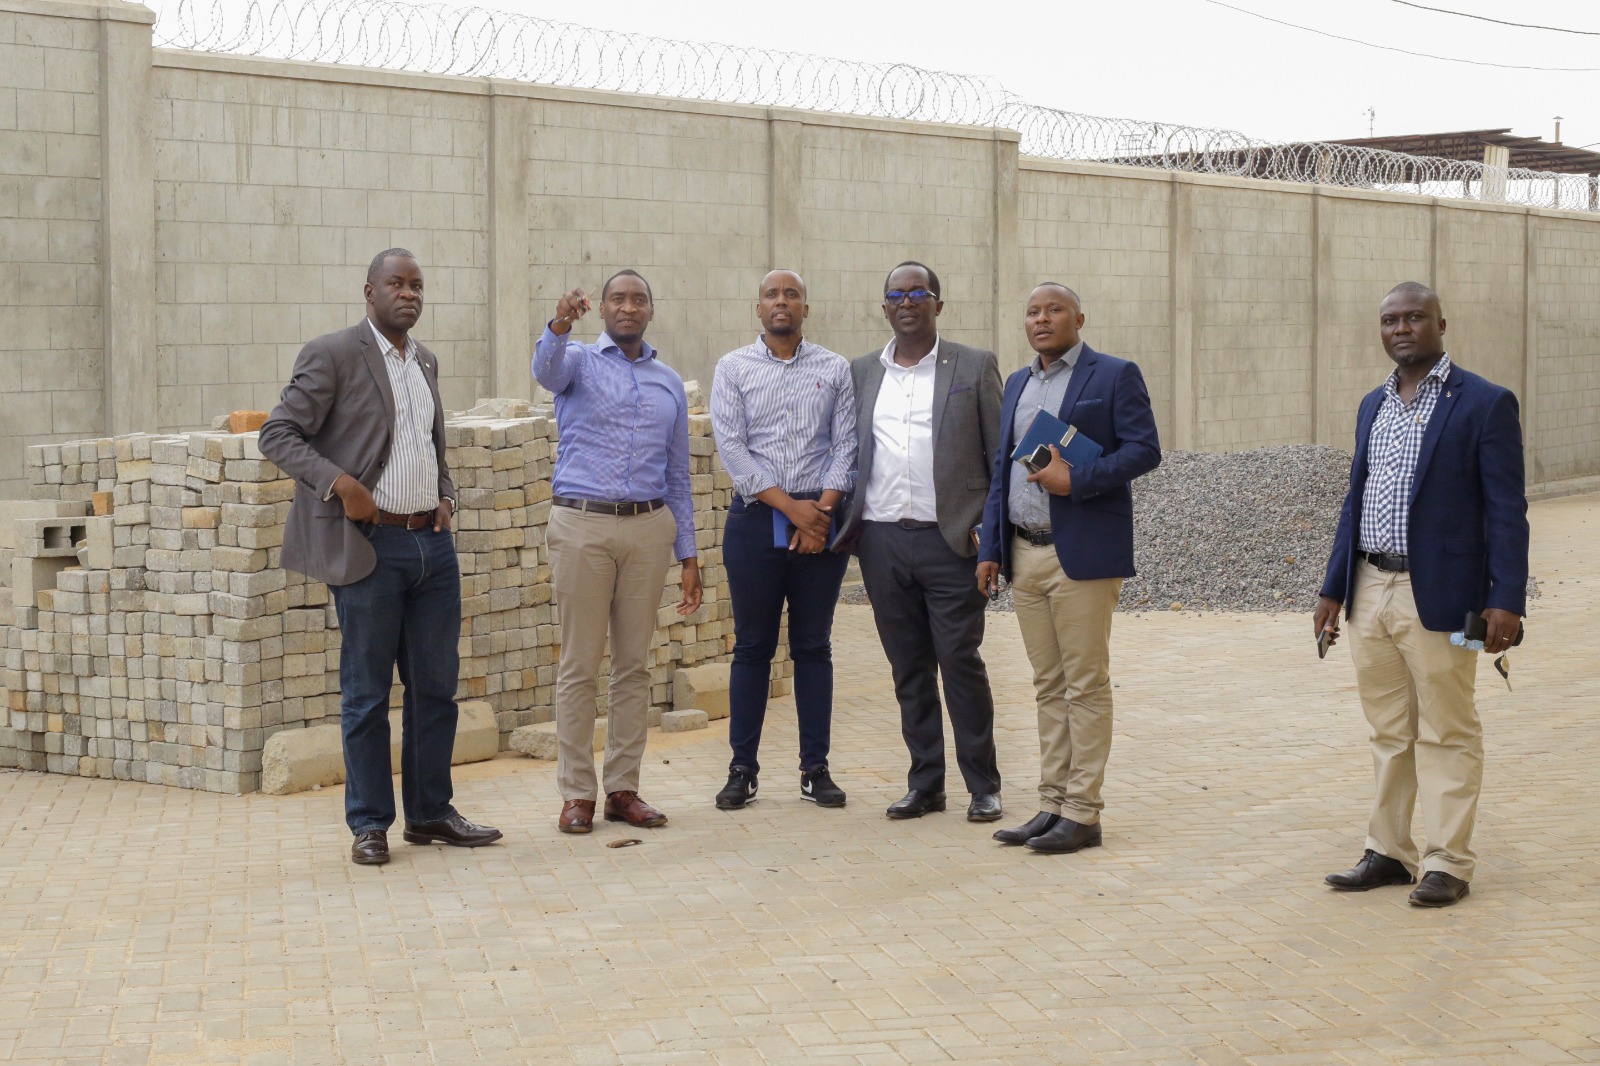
[1384,352,1452,396]
[881,334,940,369]
[756,334,810,362]
[368,319,417,361]
[596,330,656,363]
[1030,340,1083,378]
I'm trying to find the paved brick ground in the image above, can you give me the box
[2,495,1596,1065]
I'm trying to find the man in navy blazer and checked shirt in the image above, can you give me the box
[1316,281,1528,909]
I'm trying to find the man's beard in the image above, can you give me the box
[765,322,797,338]
[1388,348,1438,368]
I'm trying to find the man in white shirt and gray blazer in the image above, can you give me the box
[836,261,1005,822]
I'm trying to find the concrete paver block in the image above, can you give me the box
[260,700,501,795]
[674,664,730,721]
[228,411,269,433]
[509,718,606,759]
[0,500,87,549]
[660,708,709,732]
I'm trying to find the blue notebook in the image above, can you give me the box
[773,507,842,550]
[1011,409,1103,470]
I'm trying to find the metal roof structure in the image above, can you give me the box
[1322,130,1600,176]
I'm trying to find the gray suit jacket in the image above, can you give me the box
[837,339,1003,558]
[258,320,455,587]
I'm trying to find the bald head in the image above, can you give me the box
[759,269,806,299]
[1031,281,1082,311]
[757,269,808,339]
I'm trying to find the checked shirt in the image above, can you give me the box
[1358,353,1453,555]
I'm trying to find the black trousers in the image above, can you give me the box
[858,521,1001,795]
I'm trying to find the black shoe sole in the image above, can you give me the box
[351,851,390,865]
[967,809,1004,823]
[604,814,668,827]
[800,794,846,808]
[401,829,504,847]
[886,800,946,819]
[715,793,757,810]
[1324,876,1415,892]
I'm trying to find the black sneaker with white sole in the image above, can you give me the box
[716,765,759,809]
[799,765,846,807]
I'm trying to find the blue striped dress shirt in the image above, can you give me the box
[532,325,696,561]
[710,335,856,501]
[1359,353,1452,555]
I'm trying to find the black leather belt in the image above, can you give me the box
[1016,528,1054,547]
[885,519,938,530]
[1360,550,1409,573]
[553,496,665,516]
[375,508,435,530]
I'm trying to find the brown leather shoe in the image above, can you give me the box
[604,790,668,828]
[351,829,389,865]
[558,799,595,834]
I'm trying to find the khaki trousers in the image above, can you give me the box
[1010,538,1123,824]
[547,505,676,801]
[1345,559,1482,881]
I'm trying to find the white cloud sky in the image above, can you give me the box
[475,0,1600,155]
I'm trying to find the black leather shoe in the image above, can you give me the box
[402,812,503,847]
[1324,849,1415,891]
[1409,871,1470,907]
[886,789,946,819]
[1025,818,1102,853]
[967,793,1003,822]
[351,829,389,865]
[993,811,1059,844]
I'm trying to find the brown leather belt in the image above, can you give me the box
[1359,550,1409,573]
[552,496,665,516]
[374,508,436,530]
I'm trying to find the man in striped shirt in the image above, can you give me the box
[262,249,502,866]
[710,270,856,811]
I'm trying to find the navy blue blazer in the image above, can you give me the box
[978,345,1161,581]
[1320,363,1529,632]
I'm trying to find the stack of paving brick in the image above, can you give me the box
[0,395,783,793]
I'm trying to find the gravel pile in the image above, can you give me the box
[838,445,1355,614]
[1110,445,1353,613]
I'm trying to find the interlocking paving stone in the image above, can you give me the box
[0,495,1596,1064]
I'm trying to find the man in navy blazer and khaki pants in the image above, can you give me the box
[978,283,1161,854]
[1316,281,1528,908]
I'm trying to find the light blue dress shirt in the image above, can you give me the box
[532,325,696,561]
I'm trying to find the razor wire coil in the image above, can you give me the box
[150,0,1598,213]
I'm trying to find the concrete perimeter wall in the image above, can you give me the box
[4,0,1599,495]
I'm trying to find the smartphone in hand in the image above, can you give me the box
[1021,444,1052,474]
[1316,626,1335,659]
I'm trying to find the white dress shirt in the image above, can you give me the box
[862,335,939,523]
[367,320,441,514]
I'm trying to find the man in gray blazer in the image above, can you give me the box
[260,248,501,866]
[837,261,1005,822]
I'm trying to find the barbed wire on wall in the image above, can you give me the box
[150,0,1598,214]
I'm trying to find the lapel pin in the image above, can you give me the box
[1445,391,1451,398]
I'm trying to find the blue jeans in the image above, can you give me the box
[330,524,461,833]
[723,497,849,774]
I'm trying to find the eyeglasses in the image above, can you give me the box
[884,288,939,306]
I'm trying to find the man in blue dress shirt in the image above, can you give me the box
[533,271,703,834]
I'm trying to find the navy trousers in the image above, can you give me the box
[722,497,849,774]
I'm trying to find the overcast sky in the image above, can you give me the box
[475,0,1600,156]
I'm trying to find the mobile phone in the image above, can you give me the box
[1022,443,1052,474]
[1316,626,1334,658]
